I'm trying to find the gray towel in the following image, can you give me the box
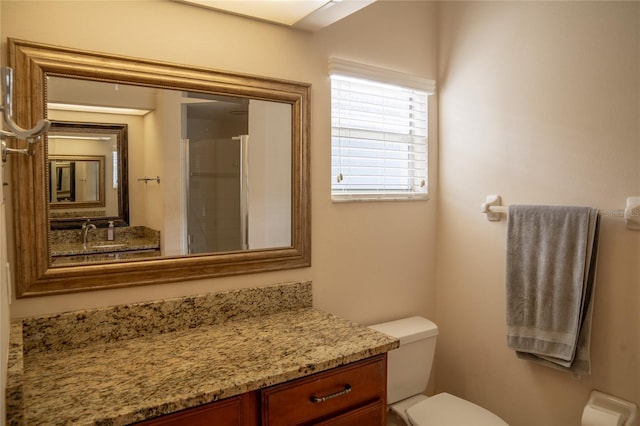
[505,205,600,375]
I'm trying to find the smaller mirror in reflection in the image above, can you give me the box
[49,155,105,205]
[47,121,129,230]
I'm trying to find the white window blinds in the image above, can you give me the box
[330,58,434,201]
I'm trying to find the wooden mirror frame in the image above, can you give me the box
[8,38,311,297]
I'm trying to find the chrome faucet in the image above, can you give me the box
[81,219,96,250]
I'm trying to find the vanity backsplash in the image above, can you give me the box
[17,281,312,354]
[49,210,106,219]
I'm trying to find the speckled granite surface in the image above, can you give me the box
[49,249,162,266]
[50,210,105,219]
[50,226,160,257]
[7,282,398,425]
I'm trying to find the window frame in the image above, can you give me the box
[329,58,435,202]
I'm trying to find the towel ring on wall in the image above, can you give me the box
[0,67,51,162]
[481,194,640,231]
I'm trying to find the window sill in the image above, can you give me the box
[331,193,429,203]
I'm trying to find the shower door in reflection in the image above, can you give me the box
[186,135,249,254]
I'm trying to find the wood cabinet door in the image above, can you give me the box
[137,392,259,426]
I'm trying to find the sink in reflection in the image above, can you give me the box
[49,226,162,266]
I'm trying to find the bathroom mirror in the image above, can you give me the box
[47,121,129,230]
[9,38,310,297]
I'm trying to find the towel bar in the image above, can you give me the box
[137,176,161,184]
[481,194,640,230]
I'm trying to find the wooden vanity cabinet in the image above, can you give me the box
[136,354,387,426]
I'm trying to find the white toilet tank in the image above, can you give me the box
[369,316,439,404]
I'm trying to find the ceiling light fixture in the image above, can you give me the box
[172,0,376,32]
[48,135,113,141]
[48,103,151,116]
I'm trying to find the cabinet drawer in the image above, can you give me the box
[136,392,259,425]
[261,355,386,426]
[314,400,386,426]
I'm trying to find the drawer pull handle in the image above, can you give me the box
[310,384,352,403]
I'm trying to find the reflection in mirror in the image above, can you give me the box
[9,38,310,297]
[47,121,129,230]
[49,155,104,205]
[47,78,292,258]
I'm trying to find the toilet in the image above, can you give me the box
[370,316,508,426]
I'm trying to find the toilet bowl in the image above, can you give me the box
[370,317,508,426]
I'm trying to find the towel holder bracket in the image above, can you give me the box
[481,194,504,221]
[0,67,50,162]
[625,196,640,231]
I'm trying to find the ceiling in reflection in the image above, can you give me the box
[172,0,377,31]
[47,77,248,120]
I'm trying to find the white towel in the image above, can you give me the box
[505,205,600,375]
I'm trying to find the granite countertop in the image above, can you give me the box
[7,282,398,425]
[49,226,160,257]
[49,237,160,256]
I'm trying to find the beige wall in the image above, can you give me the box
[0,3,9,422]
[0,153,7,424]
[3,2,637,425]
[436,1,640,425]
[1,1,439,326]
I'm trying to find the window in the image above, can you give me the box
[330,58,435,201]
[112,150,118,189]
